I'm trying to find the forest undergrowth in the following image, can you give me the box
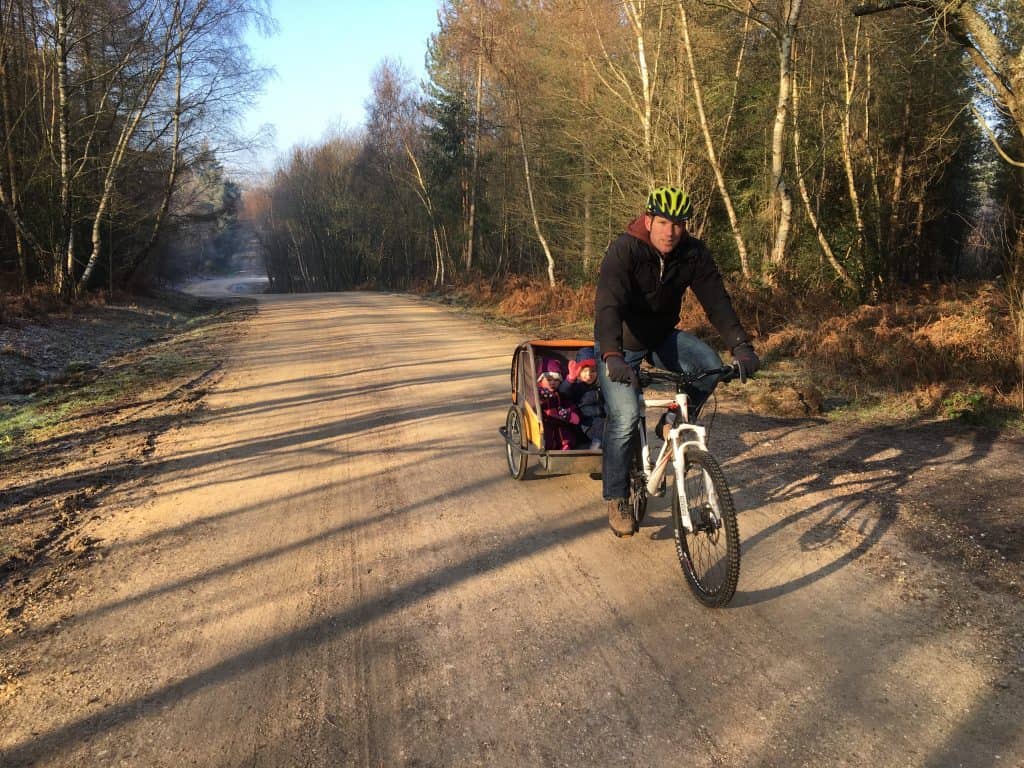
[419,276,1023,431]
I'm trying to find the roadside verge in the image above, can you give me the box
[0,291,254,695]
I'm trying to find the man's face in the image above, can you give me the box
[644,214,685,255]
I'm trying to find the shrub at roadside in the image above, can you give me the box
[421,276,1020,422]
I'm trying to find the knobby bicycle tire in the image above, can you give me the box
[628,429,648,530]
[672,448,740,607]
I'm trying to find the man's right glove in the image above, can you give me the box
[731,342,760,383]
[604,354,636,386]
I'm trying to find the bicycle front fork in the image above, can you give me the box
[640,419,674,499]
[640,425,701,533]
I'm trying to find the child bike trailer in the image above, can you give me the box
[499,339,602,480]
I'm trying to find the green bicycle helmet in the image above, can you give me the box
[645,185,693,222]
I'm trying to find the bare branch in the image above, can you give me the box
[851,1,930,17]
[971,104,1024,168]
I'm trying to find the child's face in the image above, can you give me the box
[578,365,597,385]
[539,373,561,391]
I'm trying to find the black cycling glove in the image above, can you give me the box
[605,355,636,385]
[731,342,760,383]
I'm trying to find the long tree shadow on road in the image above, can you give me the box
[0,508,608,766]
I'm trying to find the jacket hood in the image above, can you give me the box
[626,215,652,247]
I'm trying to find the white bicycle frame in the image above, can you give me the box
[637,389,709,533]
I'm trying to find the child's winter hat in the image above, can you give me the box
[569,347,597,380]
[536,356,564,382]
[568,358,596,380]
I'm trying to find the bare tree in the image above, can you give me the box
[77,1,177,293]
[853,1,1023,151]
[766,0,802,276]
[0,0,268,295]
[792,67,857,291]
[581,0,667,185]
[47,0,74,295]
[677,0,750,279]
[837,18,866,247]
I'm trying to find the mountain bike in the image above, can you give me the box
[628,364,742,608]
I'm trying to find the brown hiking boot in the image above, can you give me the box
[607,498,634,537]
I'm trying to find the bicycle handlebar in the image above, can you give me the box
[637,362,741,391]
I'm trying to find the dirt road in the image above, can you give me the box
[2,291,1022,767]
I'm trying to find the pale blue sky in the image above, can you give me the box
[243,1,441,174]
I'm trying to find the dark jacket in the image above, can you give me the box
[558,379,603,420]
[594,216,749,356]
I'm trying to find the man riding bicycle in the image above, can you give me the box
[594,185,759,537]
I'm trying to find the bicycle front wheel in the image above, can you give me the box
[672,449,740,607]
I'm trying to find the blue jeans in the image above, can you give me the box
[595,331,724,500]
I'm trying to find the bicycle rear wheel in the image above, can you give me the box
[672,449,739,607]
[628,430,647,530]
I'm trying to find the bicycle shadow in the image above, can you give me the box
[685,412,1006,608]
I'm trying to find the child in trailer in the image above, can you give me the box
[558,348,606,450]
[536,357,582,451]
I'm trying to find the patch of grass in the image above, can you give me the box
[936,389,1024,430]
[941,390,987,422]
[0,324,220,454]
[824,392,929,424]
[0,404,58,450]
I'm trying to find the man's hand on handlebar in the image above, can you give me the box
[731,342,760,383]
[605,355,637,386]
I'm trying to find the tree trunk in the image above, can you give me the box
[720,13,750,153]
[1010,229,1024,410]
[792,72,856,292]
[766,0,802,276]
[403,141,449,287]
[0,39,30,290]
[623,0,655,176]
[464,13,483,272]
[52,0,72,296]
[514,95,556,287]
[864,44,882,254]
[0,23,28,292]
[887,97,910,258]
[582,152,593,272]
[678,0,751,280]
[588,0,662,182]
[838,19,866,246]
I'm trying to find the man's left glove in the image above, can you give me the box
[731,342,760,383]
